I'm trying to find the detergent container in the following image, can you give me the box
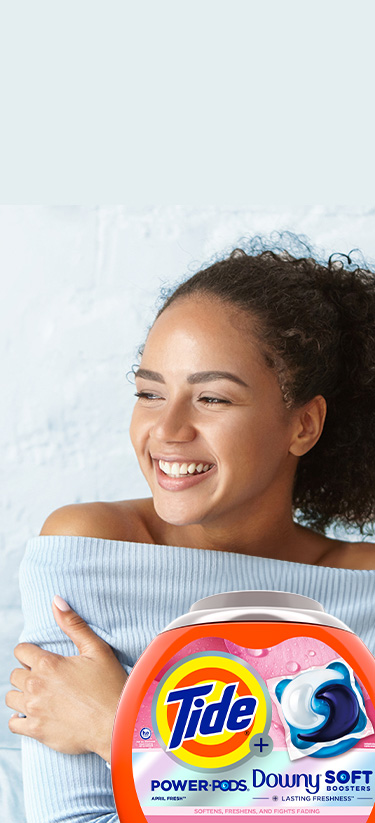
[111,590,375,823]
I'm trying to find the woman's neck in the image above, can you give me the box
[145,500,331,566]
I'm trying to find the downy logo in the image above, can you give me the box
[152,651,271,771]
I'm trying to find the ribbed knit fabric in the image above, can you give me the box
[19,535,375,823]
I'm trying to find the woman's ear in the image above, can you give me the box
[289,395,327,457]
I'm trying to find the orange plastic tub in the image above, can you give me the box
[111,591,375,823]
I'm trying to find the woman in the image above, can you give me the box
[6,235,375,822]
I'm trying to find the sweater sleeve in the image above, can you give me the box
[18,536,136,823]
[21,738,119,823]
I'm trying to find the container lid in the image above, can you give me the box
[163,589,353,633]
[189,590,325,612]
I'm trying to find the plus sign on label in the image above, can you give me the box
[250,733,274,758]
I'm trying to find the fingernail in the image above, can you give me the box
[53,595,70,612]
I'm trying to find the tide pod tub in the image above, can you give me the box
[111,590,375,823]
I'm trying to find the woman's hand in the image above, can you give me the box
[6,596,128,762]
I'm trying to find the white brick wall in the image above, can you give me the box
[2,205,375,792]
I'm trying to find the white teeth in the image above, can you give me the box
[158,459,213,477]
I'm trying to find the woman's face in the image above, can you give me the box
[129,295,299,532]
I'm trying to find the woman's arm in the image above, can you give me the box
[9,600,126,823]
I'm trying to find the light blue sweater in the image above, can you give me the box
[19,535,375,823]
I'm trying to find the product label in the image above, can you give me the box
[132,634,375,821]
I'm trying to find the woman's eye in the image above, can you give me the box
[134,391,161,401]
[134,392,231,405]
[199,396,231,405]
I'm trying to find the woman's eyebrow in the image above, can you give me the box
[134,368,249,387]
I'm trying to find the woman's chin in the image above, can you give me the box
[152,497,205,528]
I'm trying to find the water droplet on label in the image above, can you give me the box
[308,650,316,657]
[224,639,269,658]
[286,661,300,673]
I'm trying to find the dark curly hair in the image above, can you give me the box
[148,232,375,536]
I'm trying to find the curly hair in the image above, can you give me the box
[150,232,375,536]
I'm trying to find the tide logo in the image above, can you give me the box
[152,651,270,771]
[166,680,257,751]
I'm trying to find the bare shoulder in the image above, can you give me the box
[345,541,375,570]
[39,499,155,543]
[320,539,375,570]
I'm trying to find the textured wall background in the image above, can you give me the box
[2,204,375,818]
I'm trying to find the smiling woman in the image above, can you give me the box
[6,233,375,823]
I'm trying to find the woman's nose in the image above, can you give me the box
[151,400,195,442]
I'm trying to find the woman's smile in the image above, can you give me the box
[153,457,217,489]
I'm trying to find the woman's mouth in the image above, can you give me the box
[152,458,216,490]
[158,459,214,477]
